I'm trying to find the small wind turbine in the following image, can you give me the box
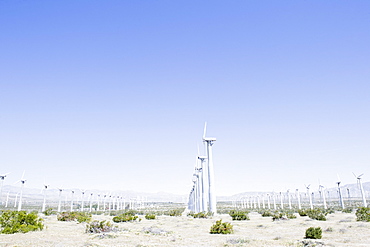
[279,192,284,209]
[318,183,327,209]
[80,189,86,212]
[353,173,367,207]
[305,184,313,209]
[41,182,49,212]
[16,171,26,211]
[0,173,10,205]
[5,191,10,207]
[267,193,271,209]
[70,190,75,212]
[57,187,63,212]
[296,189,301,209]
[336,174,345,209]
[287,190,292,209]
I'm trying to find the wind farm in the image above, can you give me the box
[1,0,370,246]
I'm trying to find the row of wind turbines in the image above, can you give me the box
[0,171,148,212]
[235,173,368,210]
[187,123,217,214]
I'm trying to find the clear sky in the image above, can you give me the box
[1,1,370,196]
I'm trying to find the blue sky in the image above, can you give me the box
[1,1,370,195]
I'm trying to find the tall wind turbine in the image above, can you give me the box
[16,171,26,211]
[203,122,217,214]
[353,173,367,207]
[0,173,10,205]
[336,174,345,209]
[80,189,86,212]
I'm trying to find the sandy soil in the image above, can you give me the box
[0,212,369,247]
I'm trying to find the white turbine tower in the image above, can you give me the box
[0,173,10,205]
[57,187,63,212]
[80,189,86,212]
[16,171,26,211]
[296,189,301,209]
[203,122,217,215]
[318,183,327,209]
[70,190,75,212]
[336,174,345,209]
[198,155,208,212]
[41,182,49,212]
[287,190,292,209]
[5,191,10,207]
[353,173,367,207]
[305,184,313,209]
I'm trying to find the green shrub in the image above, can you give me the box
[298,209,308,216]
[286,212,297,219]
[86,220,117,233]
[356,207,370,222]
[188,212,209,218]
[342,208,352,213]
[166,209,184,216]
[0,210,44,234]
[210,220,233,234]
[229,210,250,221]
[112,214,139,222]
[261,210,273,217]
[272,212,285,221]
[43,208,56,216]
[145,214,156,220]
[57,212,92,223]
[306,209,327,221]
[305,227,322,239]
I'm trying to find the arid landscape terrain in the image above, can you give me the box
[0,211,369,247]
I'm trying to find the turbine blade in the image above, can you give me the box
[21,170,25,180]
[358,173,364,178]
[337,173,341,182]
[203,122,207,139]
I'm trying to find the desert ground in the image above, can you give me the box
[0,211,369,247]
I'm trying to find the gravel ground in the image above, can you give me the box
[0,211,369,246]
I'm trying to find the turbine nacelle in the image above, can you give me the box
[203,137,216,142]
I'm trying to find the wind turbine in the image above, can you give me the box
[287,190,292,209]
[336,174,345,209]
[16,171,26,211]
[353,173,367,207]
[41,182,49,212]
[0,173,10,205]
[5,191,10,207]
[318,183,327,209]
[305,184,313,209]
[279,192,284,209]
[267,193,271,209]
[80,189,86,212]
[57,187,63,212]
[198,154,207,212]
[203,122,217,214]
[70,190,75,212]
[296,189,301,209]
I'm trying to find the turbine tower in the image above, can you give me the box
[70,190,75,212]
[319,183,327,209]
[353,173,367,207]
[336,174,345,209]
[198,154,207,212]
[57,187,63,212]
[305,184,313,209]
[0,173,10,205]
[16,171,26,211]
[203,122,217,215]
[296,189,301,209]
[41,182,49,212]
